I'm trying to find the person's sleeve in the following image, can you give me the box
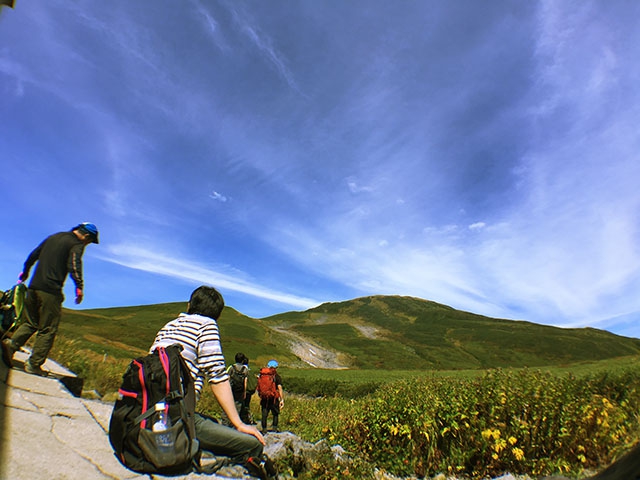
[22,240,45,279]
[197,322,229,384]
[67,244,85,291]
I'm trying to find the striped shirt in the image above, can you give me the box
[149,313,229,397]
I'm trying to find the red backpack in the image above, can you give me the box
[257,367,278,399]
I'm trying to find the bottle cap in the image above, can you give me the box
[155,402,165,411]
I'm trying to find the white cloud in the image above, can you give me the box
[209,191,229,202]
[96,243,320,310]
[347,180,374,194]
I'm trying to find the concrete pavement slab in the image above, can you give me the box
[0,349,263,480]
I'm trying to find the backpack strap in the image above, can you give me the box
[133,406,159,426]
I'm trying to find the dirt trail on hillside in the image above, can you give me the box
[271,326,351,369]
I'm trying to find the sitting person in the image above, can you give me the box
[149,285,276,479]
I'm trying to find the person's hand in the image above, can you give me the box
[18,271,27,283]
[75,288,84,304]
[237,423,266,445]
[279,398,285,409]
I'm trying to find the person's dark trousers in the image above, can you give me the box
[194,413,263,463]
[9,289,62,367]
[241,392,255,423]
[260,398,280,431]
[220,399,244,426]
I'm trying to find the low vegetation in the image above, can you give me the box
[38,297,640,478]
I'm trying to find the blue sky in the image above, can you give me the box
[1,1,639,339]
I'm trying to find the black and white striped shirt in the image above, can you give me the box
[150,313,229,396]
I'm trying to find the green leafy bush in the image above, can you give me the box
[285,375,380,399]
[337,369,640,478]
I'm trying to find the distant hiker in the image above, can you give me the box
[149,286,276,479]
[257,359,284,433]
[221,352,249,426]
[1,223,99,376]
[242,356,258,425]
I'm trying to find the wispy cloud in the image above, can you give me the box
[224,3,302,95]
[209,191,229,202]
[97,243,321,310]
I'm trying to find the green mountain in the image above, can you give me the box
[58,295,640,371]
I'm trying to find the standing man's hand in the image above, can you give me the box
[75,288,84,304]
[18,271,27,283]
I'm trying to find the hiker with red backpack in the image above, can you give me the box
[257,359,284,433]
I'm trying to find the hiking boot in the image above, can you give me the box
[1,339,15,367]
[244,455,278,480]
[24,361,48,377]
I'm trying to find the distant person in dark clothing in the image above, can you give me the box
[221,352,249,426]
[1,223,99,376]
[242,356,258,424]
[257,359,284,433]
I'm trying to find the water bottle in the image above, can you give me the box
[152,402,174,453]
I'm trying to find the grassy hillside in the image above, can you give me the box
[261,295,640,369]
[57,302,296,368]
[55,294,640,372]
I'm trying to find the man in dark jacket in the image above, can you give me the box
[1,222,99,376]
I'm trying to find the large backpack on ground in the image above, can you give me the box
[0,283,27,336]
[228,363,248,400]
[108,344,220,475]
[257,367,278,400]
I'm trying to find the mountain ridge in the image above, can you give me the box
[57,294,640,371]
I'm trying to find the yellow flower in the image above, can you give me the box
[508,436,518,445]
[512,447,525,461]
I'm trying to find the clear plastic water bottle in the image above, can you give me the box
[152,402,174,452]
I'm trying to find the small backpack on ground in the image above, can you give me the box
[228,364,248,399]
[257,367,278,400]
[108,344,222,475]
[0,283,27,336]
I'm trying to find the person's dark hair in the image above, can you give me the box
[235,352,246,364]
[187,286,225,319]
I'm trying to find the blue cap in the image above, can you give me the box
[267,359,278,368]
[74,222,100,244]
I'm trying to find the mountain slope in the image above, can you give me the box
[57,295,640,371]
[261,295,640,369]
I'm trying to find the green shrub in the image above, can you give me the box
[338,369,640,478]
[285,375,380,399]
